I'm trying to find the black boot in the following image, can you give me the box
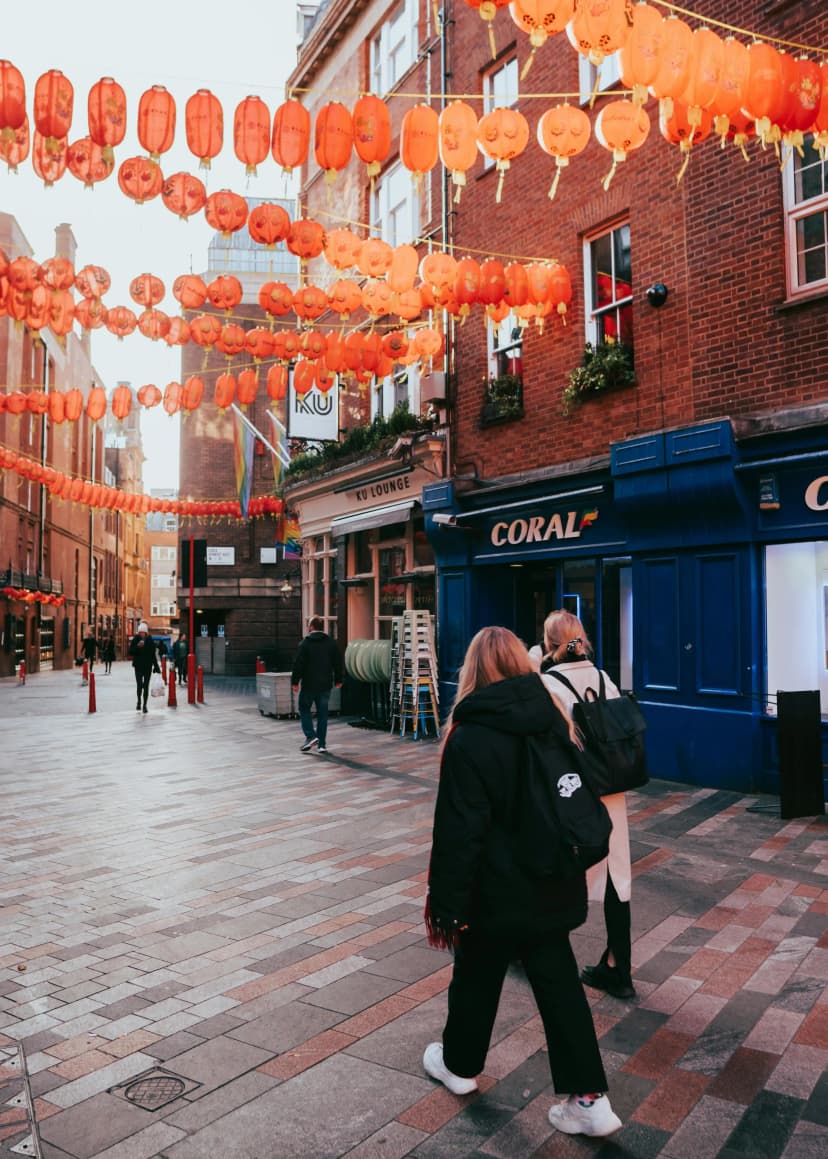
[581,950,636,1000]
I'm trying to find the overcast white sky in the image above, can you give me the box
[2,0,301,490]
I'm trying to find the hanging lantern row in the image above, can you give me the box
[0,445,284,521]
[1,585,66,606]
[0,241,573,347]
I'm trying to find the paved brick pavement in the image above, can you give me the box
[0,663,826,1158]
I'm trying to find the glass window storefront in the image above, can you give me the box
[766,541,828,715]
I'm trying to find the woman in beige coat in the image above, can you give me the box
[537,610,636,1000]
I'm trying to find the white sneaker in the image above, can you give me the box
[548,1095,622,1137]
[422,1042,478,1096]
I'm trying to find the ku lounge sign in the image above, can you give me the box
[490,507,599,547]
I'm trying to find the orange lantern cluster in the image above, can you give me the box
[0,446,283,522]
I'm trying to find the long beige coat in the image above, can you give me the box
[541,660,632,903]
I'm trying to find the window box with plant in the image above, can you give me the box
[562,339,636,416]
[480,372,524,427]
[283,402,433,483]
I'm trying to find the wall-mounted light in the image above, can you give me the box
[278,572,300,598]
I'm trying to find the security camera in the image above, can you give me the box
[646,283,669,308]
[432,513,457,526]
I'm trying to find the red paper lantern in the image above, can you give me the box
[163,381,182,416]
[165,317,191,346]
[352,94,391,180]
[0,116,28,171]
[105,305,137,338]
[314,101,354,184]
[32,130,67,185]
[465,0,512,59]
[0,61,26,132]
[248,202,291,247]
[286,218,325,262]
[258,281,294,317]
[271,99,310,174]
[87,77,126,163]
[185,89,223,168]
[173,274,207,310]
[74,298,108,329]
[214,373,236,409]
[118,155,163,203]
[328,278,363,319]
[111,383,132,421]
[401,104,439,184]
[536,103,591,198]
[67,136,114,187]
[439,100,479,200]
[619,2,663,104]
[138,309,171,341]
[216,322,247,356]
[245,327,275,360]
[162,172,207,219]
[129,274,165,307]
[362,279,394,318]
[266,364,288,401]
[34,69,74,143]
[237,369,259,406]
[234,95,270,175]
[138,85,176,160]
[325,228,363,270]
[358,238,393,278]
[181,375,205,411]
[86,385,107,422]
[477,107,530,202]
[293,360,316,396]
[388,245,420,293]
[292,285,328,321]
[206,274,243,312]
[75,264,110,298]
[478,259,507,306]
[41,257,75,290]
[594,100,651,189]
[204,190,248,236]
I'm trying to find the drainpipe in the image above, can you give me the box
[88,413,96,633]
[440,1,454,480]
[38,349,48,576]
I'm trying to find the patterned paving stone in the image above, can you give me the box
[1,668,826,1158]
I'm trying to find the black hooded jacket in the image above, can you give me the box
[427,673,589,941]
[290,631,343,694]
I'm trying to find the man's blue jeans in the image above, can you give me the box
[298,687,330,746]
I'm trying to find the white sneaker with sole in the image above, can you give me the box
[422,1042,478,1096]
[300,737,318,752]
[548,1095,622,1137]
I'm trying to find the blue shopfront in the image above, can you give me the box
[424,419,828,797]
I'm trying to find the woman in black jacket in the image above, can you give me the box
[423,626,622,1138]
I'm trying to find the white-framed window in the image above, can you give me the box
[151,546,176,561]
[487,310,523,380]
[783,134,828,299]
[301,534,338,638]
[583,221,633,348]
[372,363,421,420]
[152,574,176,589]
[482,55,519,169]
[151,603,159,616]
[370,0,419,95]
[371,160,420,246]
[578,50,622,106]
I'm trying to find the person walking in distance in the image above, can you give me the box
[101,635,116,675]
[172,633,188,686]
[291,616,343,754]
[81,629,97,671]
[539,610,636,1001]
[128,622,160,714]
[422,626,622,1138]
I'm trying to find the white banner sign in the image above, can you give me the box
[288,379,339,441]
[207,547,235,565]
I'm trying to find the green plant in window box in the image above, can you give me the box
[562,339,636,416]
[480,372,524,426]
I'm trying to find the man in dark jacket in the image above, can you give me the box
[81,631,97,670]
[291,616,343,753]
[172,633,188,686]
[128,622,160,713]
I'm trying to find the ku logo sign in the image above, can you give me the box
[490,508,599,547]
[296,392,334,416]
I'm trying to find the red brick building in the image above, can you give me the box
[0,217,144,675]
[287,1,828,793]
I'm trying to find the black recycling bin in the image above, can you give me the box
[777,691,826,820]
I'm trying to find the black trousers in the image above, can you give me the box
[134,668,151,705]
[603,874,632,976]
[176,661,186,684]
[442,929,608,1094]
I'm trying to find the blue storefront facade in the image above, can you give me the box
[424,416,828,797]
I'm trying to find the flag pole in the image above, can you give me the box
[230,404,290,467]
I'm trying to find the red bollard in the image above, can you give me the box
[17,660,25,685]
[161,656,168,683]
[187,652,196,704]
[88,672,96,714]
[197,665,204,703]
[82,659,89,686]
[167,668,178,708]
[256,657,265,674]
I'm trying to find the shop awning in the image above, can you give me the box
[331,498,417,538]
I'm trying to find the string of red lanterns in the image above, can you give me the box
[0,445,283,521]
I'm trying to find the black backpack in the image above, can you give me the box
[509,733,612,880]
[546,669,649,796]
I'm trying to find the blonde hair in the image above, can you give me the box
[542,610,592,664]
[444,625,575,744]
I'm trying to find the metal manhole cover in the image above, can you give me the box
[124,1075,185,1110]
[110,1067,200,1112]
